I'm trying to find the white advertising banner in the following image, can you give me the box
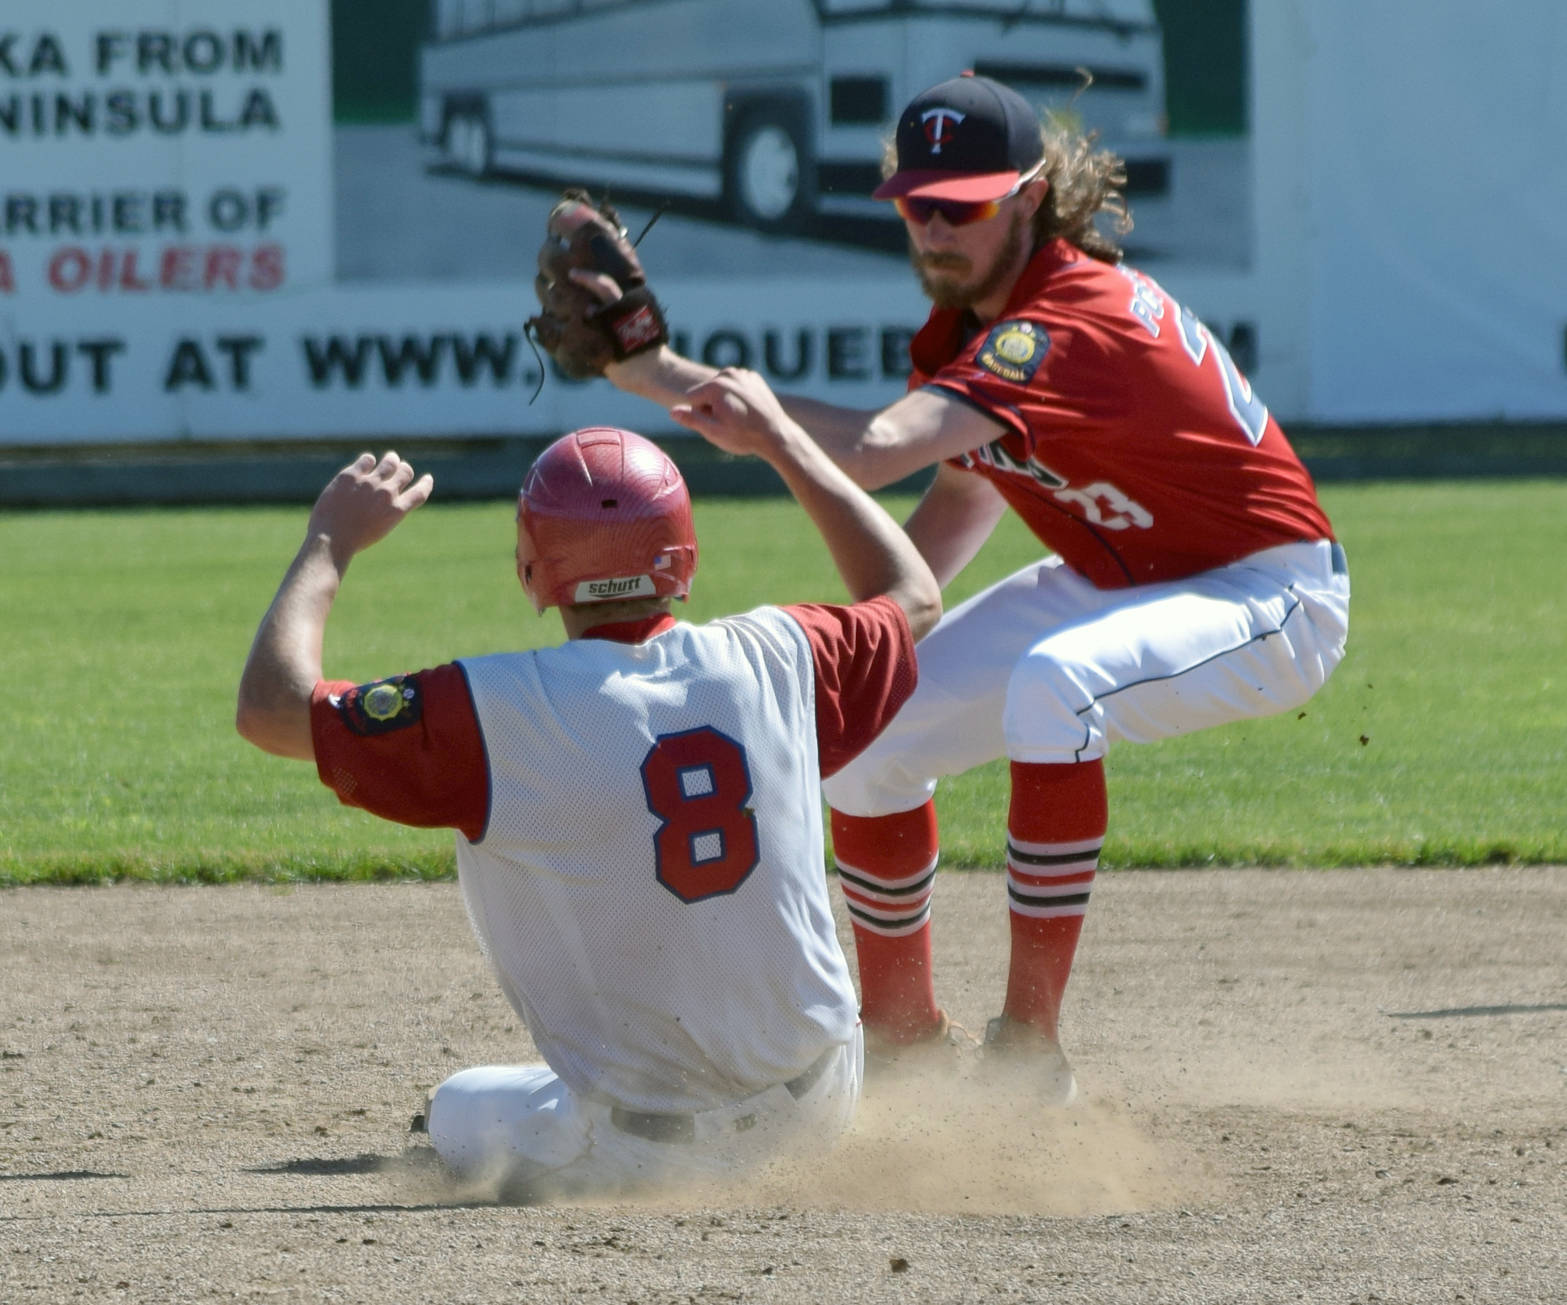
[0,1,334,438]
[0,275,937,440]
[3,0,1261,444]
[3,1,1562,445]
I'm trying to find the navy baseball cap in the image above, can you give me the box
[873,72,1044,203]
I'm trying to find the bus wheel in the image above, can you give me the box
[442,113,470,168]
[725,106,812,232]
[459,111,493,177]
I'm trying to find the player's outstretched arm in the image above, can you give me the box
[236,452,433,760]
[534,185,985,490]
[613,348,1007,493]
[672,368,941,640]
[608,347,890,476]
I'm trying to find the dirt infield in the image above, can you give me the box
[3,868,1563,1304]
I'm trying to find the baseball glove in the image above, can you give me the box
[526,190,669,380]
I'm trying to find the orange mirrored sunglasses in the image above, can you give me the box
[892,161,1046,228]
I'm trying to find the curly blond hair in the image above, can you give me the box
[1029,113,1130,264]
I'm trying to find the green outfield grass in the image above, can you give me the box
[2,479,1563,884]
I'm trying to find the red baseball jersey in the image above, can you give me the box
[913,239,1334,588]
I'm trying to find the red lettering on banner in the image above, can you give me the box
[118,249,152,292]
[205,246,241,289]
[49,248,91,292]
[251,244,283,290]
[0,251,13,294]
[160,246,198,291]
[44,244,286,293]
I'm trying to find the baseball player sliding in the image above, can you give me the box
[530,72,1350,1105]
[235,389,939,1197]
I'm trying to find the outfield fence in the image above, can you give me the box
[3,422,1566,510]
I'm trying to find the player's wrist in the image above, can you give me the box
[765,420,816,467]
[609,345,709,404]
[603,347,666,395]
[297,528,355,579]
[760,422,846,495]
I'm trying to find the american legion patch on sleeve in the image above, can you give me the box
[975,320,1049,383]
[339,675,422,736]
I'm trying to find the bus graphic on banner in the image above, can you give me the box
[418,0,1169,233]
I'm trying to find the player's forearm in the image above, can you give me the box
[902,465,1008,589]
[762,423,941,640]
[609,349,903,485]
[604,346,719,409]
[782,390,992,493]
[774,395,906,487]
[235,536,341,760]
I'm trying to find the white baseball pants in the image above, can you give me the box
[425,1031,862,1199]
[823,539,1350,817]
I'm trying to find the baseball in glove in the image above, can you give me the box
[526,190,669,381]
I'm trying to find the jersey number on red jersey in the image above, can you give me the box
[1124,263,1270,447]
[641,727,761,903]
[1175,304,1269,446]
[970,439,1155,532]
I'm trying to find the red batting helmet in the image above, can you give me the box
[517,426,697,613]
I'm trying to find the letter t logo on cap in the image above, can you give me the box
[920,107,967,155]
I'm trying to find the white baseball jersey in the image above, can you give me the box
[454,607,855,1114]
[311,597,917,1118]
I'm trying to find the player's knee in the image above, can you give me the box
[425,1070,490,1175]
[426,1064,579,1178]
[1003,653,1102,761]
[821,743,937,819]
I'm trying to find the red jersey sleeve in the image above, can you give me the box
[780,595,918,778]
[310,663,488,841]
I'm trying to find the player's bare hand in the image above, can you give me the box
[670,368,796,458]
[306,451,434,567]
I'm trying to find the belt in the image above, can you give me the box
[1330,541,1349,576]
[609,1045,837,1146]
